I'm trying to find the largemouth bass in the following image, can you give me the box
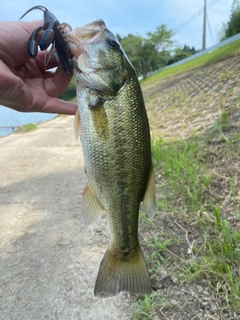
[66,20,156,297]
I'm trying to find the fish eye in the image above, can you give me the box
[106,38,120,50]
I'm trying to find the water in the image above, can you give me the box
[0,106,56,137]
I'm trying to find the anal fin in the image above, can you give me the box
[142,164,156,218]
[81,182,104,224]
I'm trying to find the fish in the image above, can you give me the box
[65,20,156,297]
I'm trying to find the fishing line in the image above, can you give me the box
[173,0,222,34]
[207,12,215,44]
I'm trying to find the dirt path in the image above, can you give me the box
[0,116,131,320]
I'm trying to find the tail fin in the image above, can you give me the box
[94,243,152,298]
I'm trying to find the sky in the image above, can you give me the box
[0,0,234,51]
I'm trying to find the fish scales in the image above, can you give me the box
[78,74,151,251]
[66,20,156,297]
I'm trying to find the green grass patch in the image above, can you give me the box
[183,204,240,311]
[146,110,240,314]
[134,36,240,316]
[132,294,166,320]
[16,123,37,133]
[152,136,210,213]
[147,236,171,270]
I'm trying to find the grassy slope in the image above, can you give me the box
[141,38,240,85]
[133,40,240,319]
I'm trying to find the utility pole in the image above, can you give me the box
[202,0,207,50]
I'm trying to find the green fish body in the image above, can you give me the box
[66,20,156,297]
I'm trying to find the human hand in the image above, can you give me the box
[0,20,77,115]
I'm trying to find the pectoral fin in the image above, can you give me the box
[74,108,81,140]
[81,182,104,224]
[142,165,156,218]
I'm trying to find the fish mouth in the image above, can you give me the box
[68,20,106,49]
[65,20,118,94]
[65,20,110,73]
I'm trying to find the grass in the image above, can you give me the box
[147,236,171,270]
[132,294,166,320]
[16,123,37,133]
[141,37,240,85]
[152,136,211,214]
[183,203,240,310]
[132,34,240,317]
[133,106,240,318]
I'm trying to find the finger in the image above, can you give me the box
[41,97,77,115]
[43,70,74,97]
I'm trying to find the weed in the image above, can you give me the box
[148,107,240,313]
[212,111,231,144]
[56,114,67,118]
[16,123,37,133]
[228,86,234,94]
[134,38,240,318]
[147,236,171,266]
[212,204,240,260]
[229,177,237,205]
[139,212,154,227]
[182,205,240,311]
[152,137,210,213]
[132,294,164,320]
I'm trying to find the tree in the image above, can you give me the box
[222,0,240,40]
[140,40,159,78]
[167,45,198,66]
[147,25,174,51]
[120,24,174,78]
[120,34,144,75]
[120,35,159,78]
[182,45,198,54]
[167,48,189,65]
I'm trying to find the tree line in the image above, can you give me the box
[119,0,240,79]
[221,0,240,40]
[59,24,199,102]
[118,26,198,78]
[59,0,239,101]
